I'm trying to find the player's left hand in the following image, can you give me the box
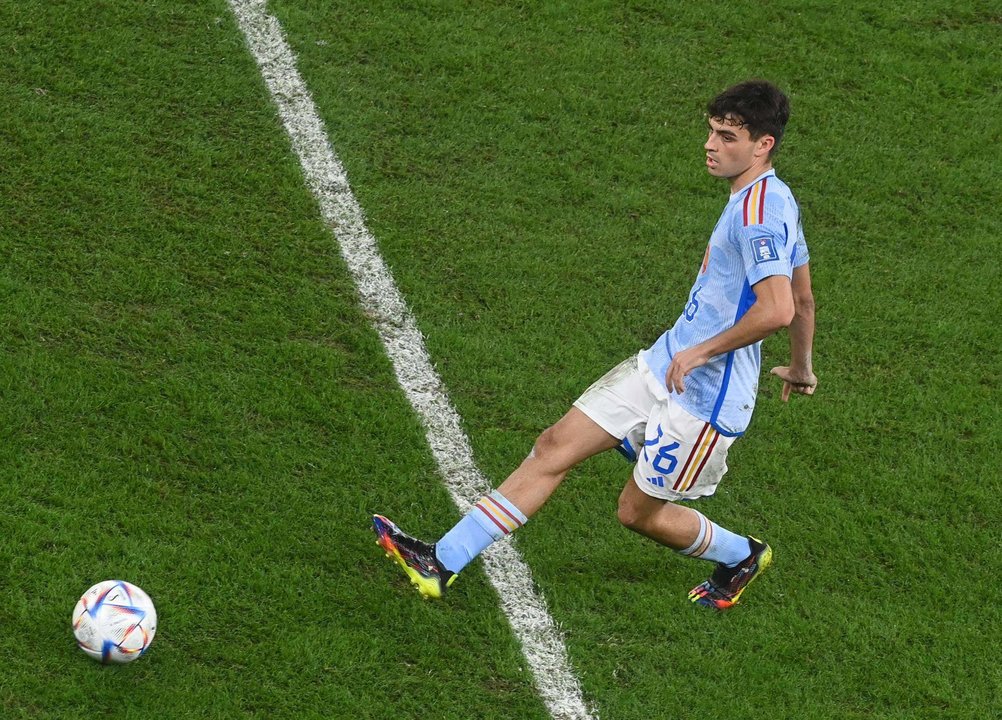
[770,366,818,402]
[666,347,711,394]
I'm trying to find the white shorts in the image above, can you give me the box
[572,353,737,501]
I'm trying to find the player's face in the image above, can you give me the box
[704,115,773,187]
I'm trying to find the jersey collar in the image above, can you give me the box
[729,169,777,201]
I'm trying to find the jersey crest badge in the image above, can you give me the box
[750,236,778,264]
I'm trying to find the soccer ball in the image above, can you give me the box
[72,580,157,664]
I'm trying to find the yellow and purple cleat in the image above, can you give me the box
[689,537,772,611]
[372,514,456,599]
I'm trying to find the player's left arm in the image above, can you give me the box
[666,274,794,394]
[770,262,817,401]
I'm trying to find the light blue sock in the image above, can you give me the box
[435,515,495,574]
[435,490,527,574]
[705,522,752,567]
[677,511,751,567]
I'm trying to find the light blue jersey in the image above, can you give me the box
[641,170,809,436]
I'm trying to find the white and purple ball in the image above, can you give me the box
[72,580,157,664]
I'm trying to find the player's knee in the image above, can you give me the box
[616,490,647,531]
[530,424,566,468]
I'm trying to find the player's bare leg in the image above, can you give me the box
[616,478,772,610]
[374,407,619,598]
[616,479,702,548]
[495,406,621,518]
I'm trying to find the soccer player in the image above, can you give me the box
[374,80,817,611]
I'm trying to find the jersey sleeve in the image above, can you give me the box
[734,217,793,286]
[731,179,795,285]
[792,216,810,268]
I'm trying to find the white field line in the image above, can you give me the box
[226,3,596,719]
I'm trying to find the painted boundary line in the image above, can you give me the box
[226,3,596,719]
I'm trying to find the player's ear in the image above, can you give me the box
[756,135,776,157]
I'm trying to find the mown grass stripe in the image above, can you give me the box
[226,2,596,718]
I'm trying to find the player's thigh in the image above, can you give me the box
[632,399,737,501]
[571,354,658,464]
[534,406,622,471]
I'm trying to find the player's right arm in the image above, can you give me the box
[666,274,794,394]
[770,262,816,401]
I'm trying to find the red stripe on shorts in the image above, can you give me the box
[673,422,710,490]
[684,432,720,492]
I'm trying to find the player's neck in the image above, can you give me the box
[728,160,773,194]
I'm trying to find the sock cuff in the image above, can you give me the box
[678,511,713,558]
[470,490,527,539]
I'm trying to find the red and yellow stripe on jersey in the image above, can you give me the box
[742,177,768,226]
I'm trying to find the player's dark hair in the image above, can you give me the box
[707,80,790,155]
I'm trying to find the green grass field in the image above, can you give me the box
[2,1,1000,718]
